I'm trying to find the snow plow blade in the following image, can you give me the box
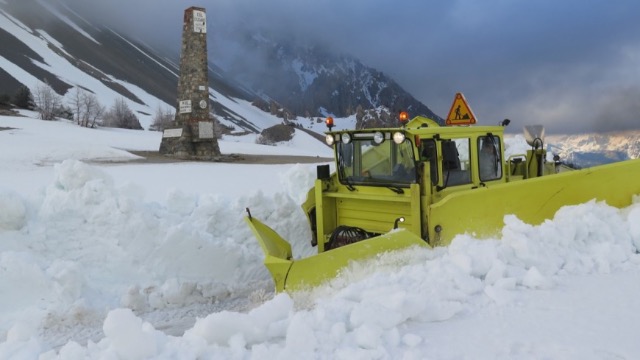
[245,214,426,292]
[244,215,293,292]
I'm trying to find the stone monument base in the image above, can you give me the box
[159,122,221,160]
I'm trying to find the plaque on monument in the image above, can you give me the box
[193,10,206,33]
[198,121,214,139]
[163,128,183,138]
[179,100,192,114]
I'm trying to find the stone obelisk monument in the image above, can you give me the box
[159,6,220,159]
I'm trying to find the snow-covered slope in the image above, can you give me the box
[0,0,277,133]
[1,0,445,134]
[0,3,167,128]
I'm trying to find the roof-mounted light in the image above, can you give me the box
[325,117,334,131]
[399,111,409,125]
[393,131,406,144]
[373,131,385,144]
[341,133,352,144]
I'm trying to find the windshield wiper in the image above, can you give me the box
[436,170,450,192]
[344,176,357,191]
[387,186,404,194]
[337,146,357,192]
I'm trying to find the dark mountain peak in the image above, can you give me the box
[217,30,441,125]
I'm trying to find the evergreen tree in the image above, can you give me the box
[0,93,10,107]
[12,86,35,109]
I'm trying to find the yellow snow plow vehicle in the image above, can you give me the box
[245,93,640,292]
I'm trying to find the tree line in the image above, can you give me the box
[0,81,177,131]
[1,82,232,137]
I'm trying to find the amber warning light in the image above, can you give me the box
[399,111,409,124]
[325,117,334,130]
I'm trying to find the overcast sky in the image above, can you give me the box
[63,0,640,134]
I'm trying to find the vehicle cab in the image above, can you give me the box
[308,110,511,250]
[304,92,565,252]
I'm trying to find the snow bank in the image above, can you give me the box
[0,159,315,343]
[0,191,26,231]
[2,159,638,358]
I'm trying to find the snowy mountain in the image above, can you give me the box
[547,131,640,167]
[0,0,635,160]
[0,0,269,132]
[216,32,442,123]
[0,0,440,133]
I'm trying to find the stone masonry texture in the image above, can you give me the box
[159,6,220,158]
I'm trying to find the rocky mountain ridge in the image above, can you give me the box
[547,131,640,167]
[0,0,440,132]
[219,33,441,123]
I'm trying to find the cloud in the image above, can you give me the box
[56,0,640,134]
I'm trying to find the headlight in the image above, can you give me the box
[373,131,385,144]
[341,133,352,144]
[325,134,335,146]
[393,132,406,144]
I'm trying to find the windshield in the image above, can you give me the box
[337,135,416,187]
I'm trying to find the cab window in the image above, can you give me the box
[441,138,471,186]
[420,139,438,185]
[336,135,416,187]
[478,136,502,181]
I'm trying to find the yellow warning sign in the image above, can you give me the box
[445,92,476,125]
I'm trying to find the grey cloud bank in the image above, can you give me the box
[62,0,640,134]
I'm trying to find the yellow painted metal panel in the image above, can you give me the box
[283,229,428,291]
[429,158,640,246]
[244,216,293,292]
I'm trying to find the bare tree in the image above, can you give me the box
[81,92,104,127]
[33,80,62,120]
[69,86,104,127]
[70,86,83,125]
[149,104,175,131]
[89,103,105,128]
[103,97,142,130]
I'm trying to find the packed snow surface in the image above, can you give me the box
[1,114,640,359]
